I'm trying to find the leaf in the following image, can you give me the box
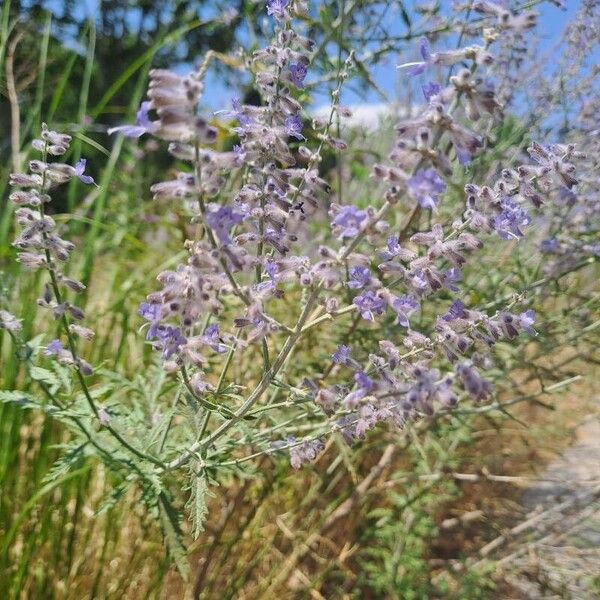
[52,362,73,395]
[185,464,213,540]
[96,481,130,516]
[0,390,43,409]
[30,366,61,387]
[158,492,190,580]
[42,441,87,484]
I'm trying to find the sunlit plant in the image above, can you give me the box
[2,0,598,577]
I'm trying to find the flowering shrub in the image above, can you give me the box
[2,0,599,580]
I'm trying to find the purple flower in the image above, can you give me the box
[264,261,280,284]
[332,205,367,239]
[379,235,415,262]
[353,290,386,321]
[348,266,371,289]
[203,323,228,353]
[392,295,419,327]
[332,344,351,364]
[407,169,446,210]
[44,339,63,356]
[232,144,246,161]
[442,299,467,321]
[284,115,305,140]
[343,388,366,409]
[266,0,289,19]
[98,406,111,426]
[519,309,536,335]
[219,97,254,132]
[410,269,428,292]
[74,159,94,185]
[0,310,22,332]
[385,235,401,258]
[139,302,161,322]
[493,198,531,240]
[422,82,441,103]
[289,437,325,469]
[139,302,162,339]
[108,101,155,138]
[155,325,186,360]
[456,147,472,165]
[456,362,491,401]
[397,37,431,76]
[354,371,374,392]
[541,238,560,253]
[139,300,187,359]
[557,187,577,206]
[443,267,462,292]
[206,205,244,245]
[289,62,308,88]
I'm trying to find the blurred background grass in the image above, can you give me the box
[1,1,599,598]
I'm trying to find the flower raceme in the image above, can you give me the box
[7,0,588,479]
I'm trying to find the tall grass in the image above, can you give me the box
[0,10,206,596]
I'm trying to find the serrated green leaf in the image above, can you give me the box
[158,492,189,580]
[52,362,74,395]
[0,390,42,409]
[30,366,61,387]
[185,465,213,540]
[96,481,130,516]
[42,441,87,484]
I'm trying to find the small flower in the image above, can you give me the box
[540,238,560,253]
[139,302,162,339]
[519,309,536,335]
[347,266,371,289]
[379,235,416,262]
[206,205,244,245]
[139,302,161,322]
[44,339,64,356]
[108,101,155,138]
[354,371,374,392]
[264,261,279,281]
[353,290,386,321]
[203,323,228,353]
[456,362,491,401]
[442,299,467,322]
[190,371,213,395]
[422,82,442,103]
[407,169,446,210]
[74,159,95,185]
[284,115,305,140]
[266,0,289,20]
[0,310,22,332]
[332,205,367,239]
[155,326,187,360]
[443,267,462,292]
[397,37,431,75]
[392,295,419,327]
[289,62,308,88]
[98,406,111,426]
[456,147,472,165]
[289,437,325,469]
[332,344,351,364]
[493,198,531,240]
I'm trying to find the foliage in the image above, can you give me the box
[1,0,599,598]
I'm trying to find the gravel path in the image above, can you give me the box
[503,408,600,599]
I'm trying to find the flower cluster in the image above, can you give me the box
[6,0,594,485]
[9,124,95,375]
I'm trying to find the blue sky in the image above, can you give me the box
[200,0,592,111]
[37,0,594,112]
